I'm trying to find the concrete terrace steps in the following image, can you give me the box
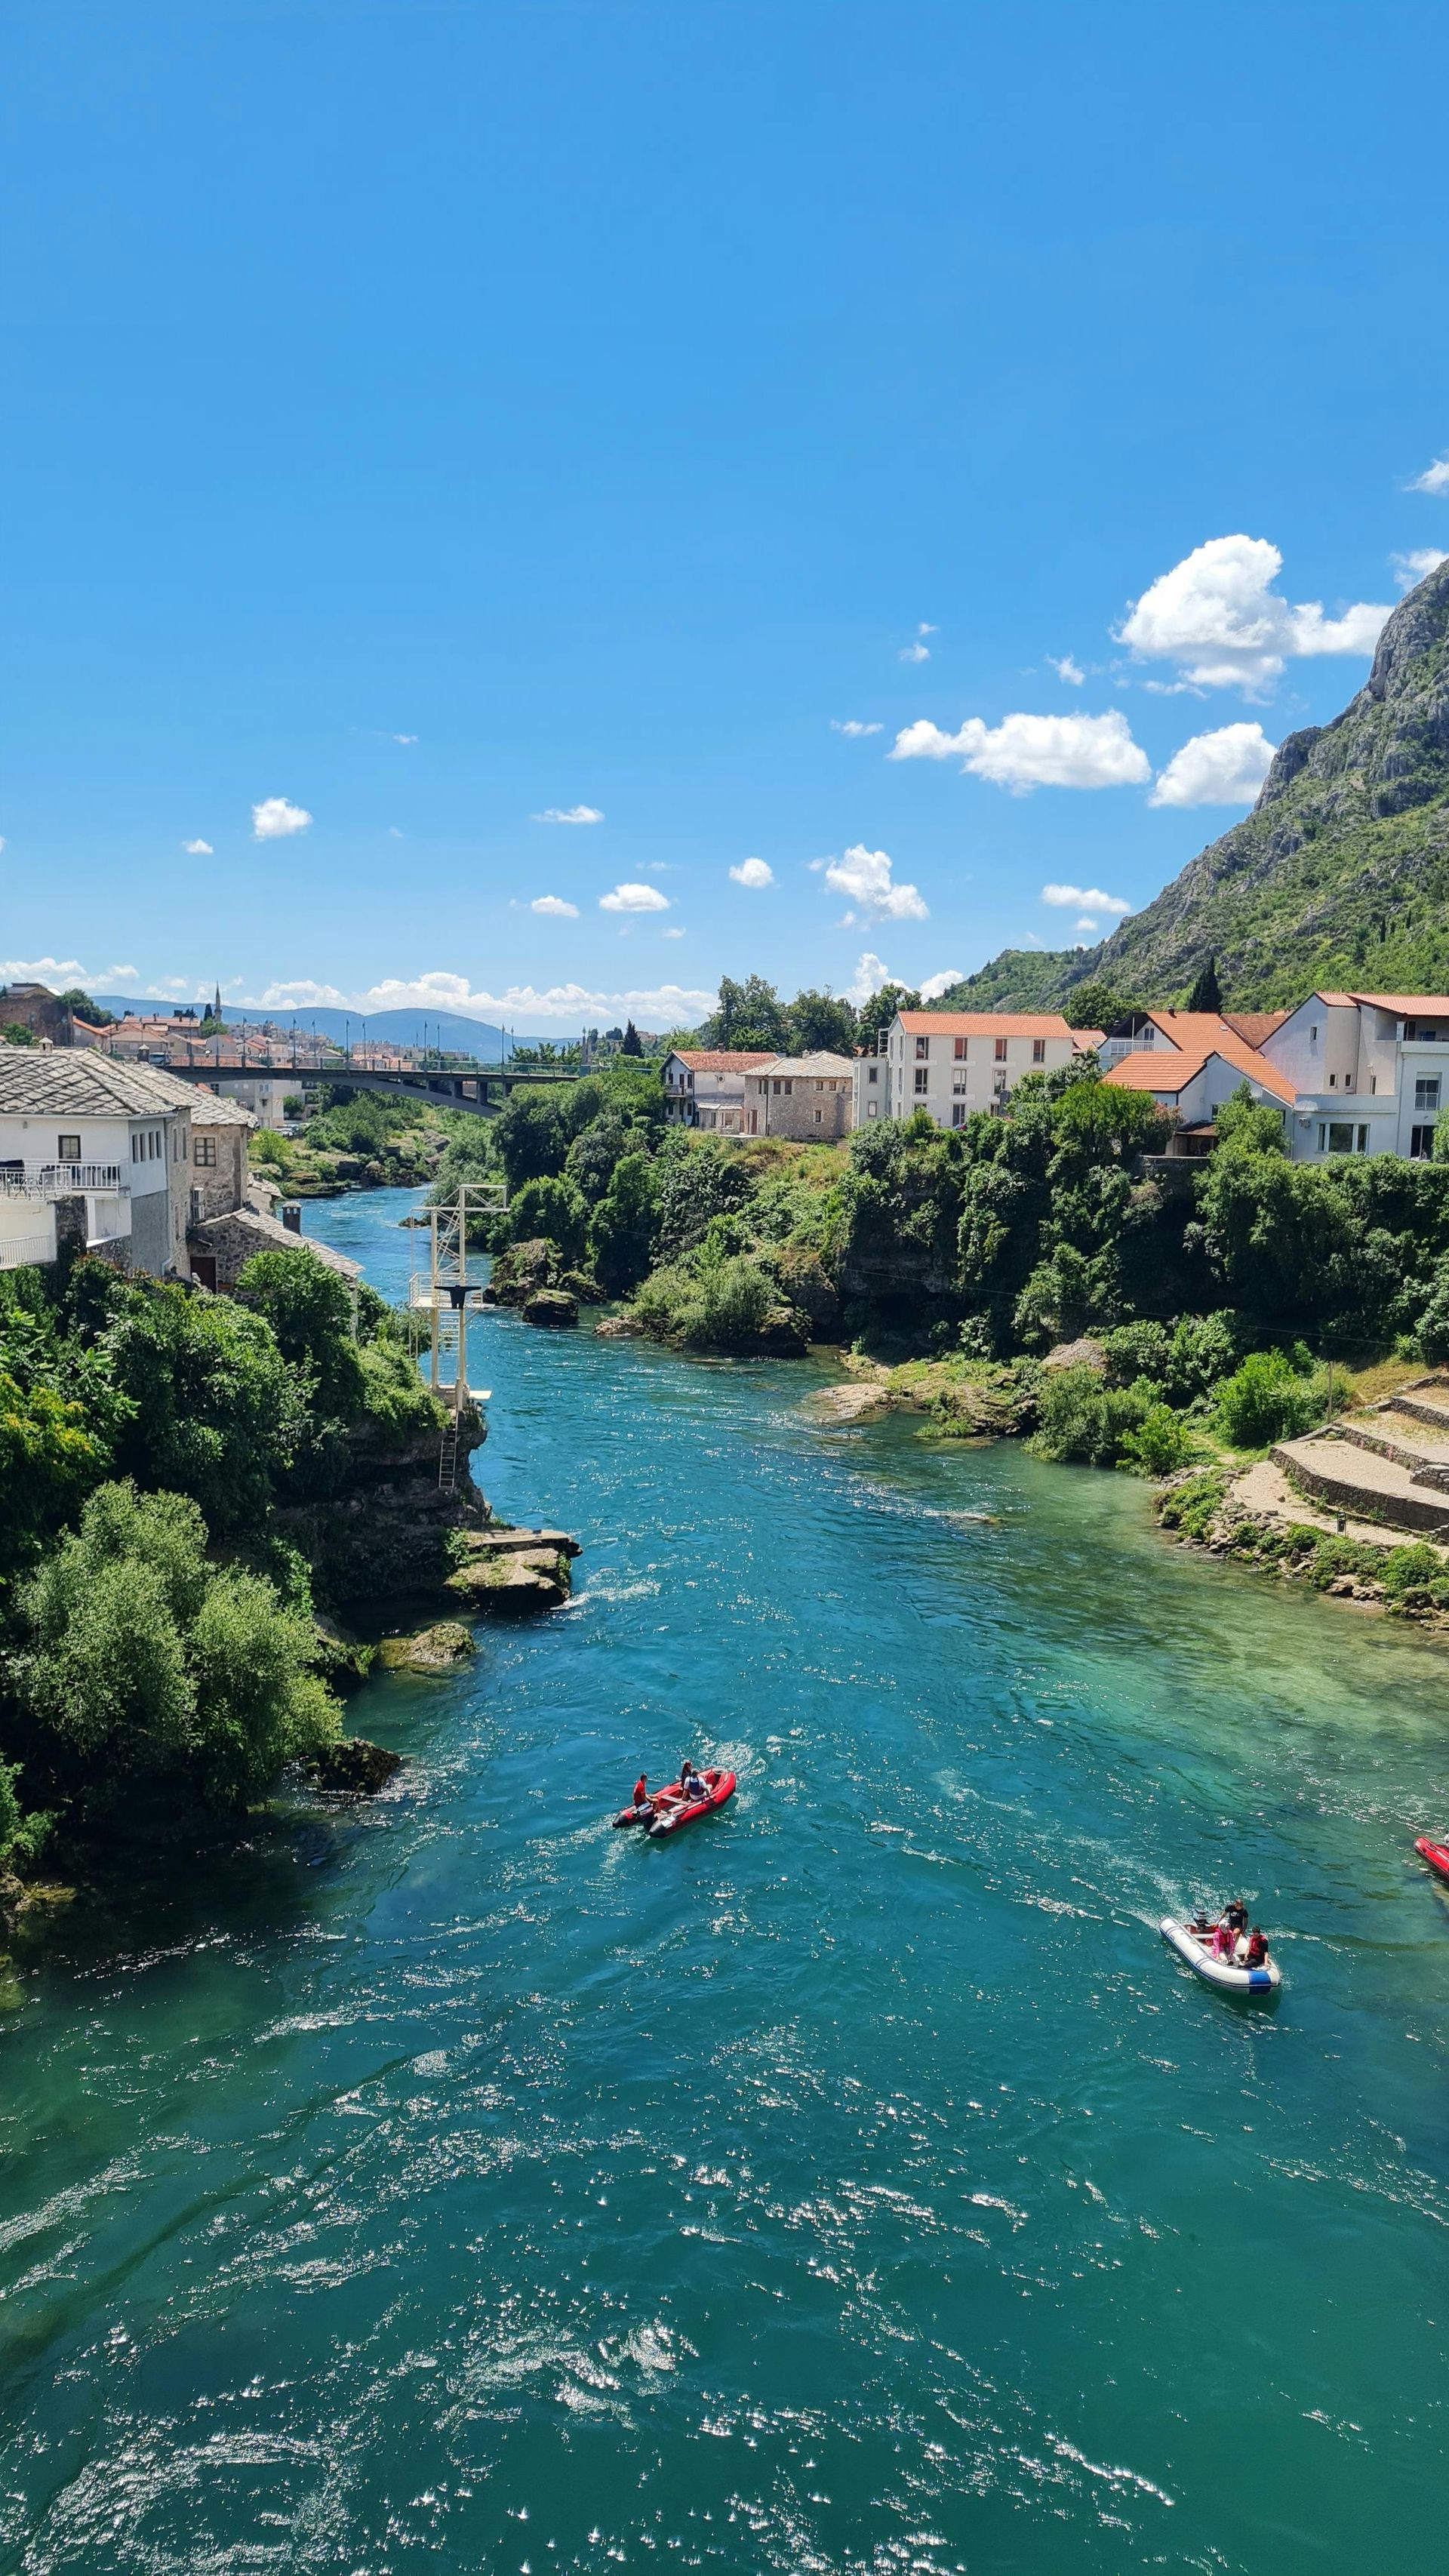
[1333,1411,1449,1488]
[1271,1432,1449,1534]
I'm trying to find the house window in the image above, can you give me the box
[915,1067,929,1094]
[1328,1073,1336,1088]
[994,1037,1008,1062]
[1416,1077,1441,1113]
[783,1079,792,1096]
[952,1072,968,1094]
[1310,1025,1318,1043]
[866,1101,878,1119]
[1032,1039,1045,1064]
[1326,1122,1355,1153]
[814,1109,822,1124]
[194,1136,217,1168]
[57,1134,81,1162]
[867,1065,878,1084]
[951,1103,966,1128]
[772,1079,781,1095]
[915,1035,929,1060]
[1411,1125,1436,1159]
[1358,1125,1370,1152]
[953,1036,967,1060]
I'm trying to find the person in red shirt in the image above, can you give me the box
[1245,1928,1269,1967]
[632,1774,650,1811]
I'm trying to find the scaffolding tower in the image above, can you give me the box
[408,1180,505,1488]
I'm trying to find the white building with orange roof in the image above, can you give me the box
[859,1009,1099,1129]
[1101,993,1449,1162]
[661,1048,776,1132]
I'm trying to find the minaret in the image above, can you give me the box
[212,982,223,1021]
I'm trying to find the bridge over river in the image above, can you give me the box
[161,1059,577,1119]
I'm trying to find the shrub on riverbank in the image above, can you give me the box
[10,1482,340,1832]
[0,1251,449,1875]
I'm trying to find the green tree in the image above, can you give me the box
[854,983,920,1050]
[785,989,857,1057]
[1060,981,1135,1033]
[100,1281,306,1535]
[17,1482,337,1825]
[509,1174,587,1265]
[620,1020,644,1057]
[1184,956,1223,1014]
[57,987,115,1026]
[1214,1083,1287,1154]
[235,1248,366,1419]
[493,1090,571,1190]
[1214,1350,1324,1447]
[700,975,791,1053]
[588,1150,659,1294]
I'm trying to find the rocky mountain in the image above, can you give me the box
[943,555,1449,1015]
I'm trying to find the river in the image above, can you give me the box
[2,1183,1447,2574]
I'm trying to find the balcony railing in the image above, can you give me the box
[0,1163,127,1198]
[0,1231,57,1270]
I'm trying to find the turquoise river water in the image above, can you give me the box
[2,1184,1449,2574]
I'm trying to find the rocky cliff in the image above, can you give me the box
[945,556,1449,1014]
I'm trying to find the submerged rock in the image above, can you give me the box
[595,1313,645,1339]
[375,1621,477,1673]
[305,1737,403,1796]
[522,1287,579,1328]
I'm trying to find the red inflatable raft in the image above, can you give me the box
[612,1768,736,1837]
[1415,1836,1449,1884]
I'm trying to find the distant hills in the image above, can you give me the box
[940,554,1449,1016]
[94,1001,547,1057]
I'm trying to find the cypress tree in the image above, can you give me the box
[1185,956,1222,1014]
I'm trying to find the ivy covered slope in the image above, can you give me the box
[943,555,1449,1014]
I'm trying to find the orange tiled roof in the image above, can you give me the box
[1348,993,1449,1017]
[896,1011,1076,1038]
[1103,1029,1297,1106]
[671,1049,777,1072]
[1222,1010,1290,1045]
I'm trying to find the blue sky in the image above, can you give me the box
[3,2,1448,1029]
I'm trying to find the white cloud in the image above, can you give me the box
[252,796,312,840]
[918,968,964,1000]
[660,926,686,940]
[899,642,931,663]
[1075,917,1099,935]
[728,857,774,888]
[1150,719,1276,809]
[0,955,91,983]
[891,708,1149,792]
[916,622,938,636]
[599,882,669,913]
[183,837,214,855]
[1041,882,1132,916]
[531,894,580,917]
[1409,456,1449,497]
[1118,534,1391,694]
[244,970,715,1026]
[533,804,603,825]
[392,733,417,745]
[831,719,883,737]
[824,844,928,922]
[1048,654,1086,686]
[1392,548,1449,589]
[848,951,894,1004]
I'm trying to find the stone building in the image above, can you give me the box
[661,1050,775,1131]
[743,1051,854,1138]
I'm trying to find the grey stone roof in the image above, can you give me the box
[0,1048,257,1126]
[189,1205,361,1279]
[749,1051,856,1078]
[0,1049,190,1118]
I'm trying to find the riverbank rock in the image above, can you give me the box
[375,1620,477,1673]
[595,1313,645,1340]
[814,1378,895,1423]
[304,1737,403,1795]
[1043,1337,1107,1374]
[486,1238,556,1306]
[445,1522,580,1611]
[522,1287,579,1328]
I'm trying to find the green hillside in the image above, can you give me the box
[940,555,1449,1017]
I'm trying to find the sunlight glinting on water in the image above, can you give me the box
[2,1186,1448,2575]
